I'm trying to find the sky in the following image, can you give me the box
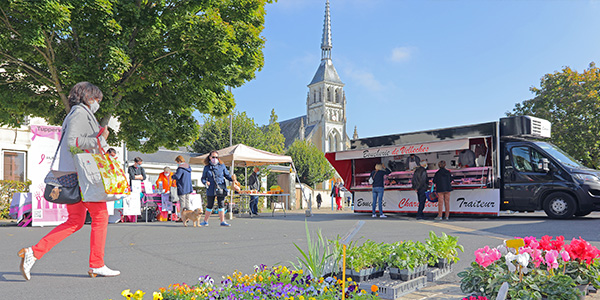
[207,0,600,140]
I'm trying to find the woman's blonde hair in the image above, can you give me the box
[375,163,384,171]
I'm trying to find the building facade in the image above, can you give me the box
[279,0,350,153]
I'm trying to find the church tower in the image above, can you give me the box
[306,0,347,152]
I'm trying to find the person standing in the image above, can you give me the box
[433,160,453,220]
[412,161,429,220]
[331,180,343,210]
[316,194,323,209]
[405,154,421,170]
[172,156,193,216]
[200,151,234,227]
[370,163,392,218]
[247,167,261,216]
[18,82,120,280]
[458,149,476,168]
[128,157,146,187]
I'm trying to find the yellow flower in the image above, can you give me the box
[153,292,163,300]
[347,277,352,282]
[298,269,303,275]
[133,290,145,300]
[298,296,305,300]
[121,289,133,299]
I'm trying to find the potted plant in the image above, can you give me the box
[426,231,464,268]
[345,240,386,282]
[388,241,428,281]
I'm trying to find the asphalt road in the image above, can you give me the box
[1,209,600,300]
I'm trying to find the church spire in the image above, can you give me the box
[321,0,332,61]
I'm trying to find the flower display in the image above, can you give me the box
[459,236,600,300]
[122,264,377,300]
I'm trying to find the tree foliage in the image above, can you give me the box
[286,139,334,187]
[0,0,271,152]
[509,63,600,168]
[191,110,285,155]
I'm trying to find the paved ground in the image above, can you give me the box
[2,208,599,300]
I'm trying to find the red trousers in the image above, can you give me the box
[32,201,108,268]
[335,197,342,210]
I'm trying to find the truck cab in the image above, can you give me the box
[501,138,600,218]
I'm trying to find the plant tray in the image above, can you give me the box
[426,264,453,282]
[358,275,427,300]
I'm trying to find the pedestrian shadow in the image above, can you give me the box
[0,271,89,282]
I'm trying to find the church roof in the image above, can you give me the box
[308,59,343,86]
[278,115,320,149]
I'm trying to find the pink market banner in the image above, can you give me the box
[334,139,470,160]
[353,189,500,215]
[29,125,69,226]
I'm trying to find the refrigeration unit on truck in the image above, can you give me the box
[325,116,600,219]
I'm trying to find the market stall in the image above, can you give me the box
[189,144,308,215]
[326,123,500,216]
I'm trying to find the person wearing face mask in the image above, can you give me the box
[156,167,176,194]
[200,151,234,227]
[172,156,193,215]
[247,167,261,216]
[18,82,120,280]
[128,157,147,187]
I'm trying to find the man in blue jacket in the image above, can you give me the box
[172,155,193,216]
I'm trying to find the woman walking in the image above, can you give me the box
[200,151,234,227]
[433,160,453,220]
[331,180,343,210]
[370,163,391,218]
[18,82,120,280]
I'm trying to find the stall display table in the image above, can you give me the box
[234,193,289,217]
[353,166,492,189]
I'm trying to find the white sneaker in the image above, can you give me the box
[379,214,387,218]
[18,247,36,280]
[88,265,120,277]
[372,214,377,218]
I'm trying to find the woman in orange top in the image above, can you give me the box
[156,167,176,193]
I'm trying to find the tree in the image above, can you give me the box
[286,139,334,187]
[191,110,284,155]
[508,63,600,168]
[0,0,271,152]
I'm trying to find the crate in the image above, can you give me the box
[426,264,453,282]
[358,275,427,300]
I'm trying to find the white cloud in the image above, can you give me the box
[344,67,384,92]
[390,47,414,63]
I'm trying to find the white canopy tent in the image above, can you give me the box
[189,144,311,216]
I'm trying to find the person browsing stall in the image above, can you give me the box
[433,160,453,220]
[18,82,120,280]
[371,163,392,218]
[247,167,261,216]
[200,151,235,227]
[412,161,429,220]
[172,156,193,214]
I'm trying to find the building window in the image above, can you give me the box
[3,151,26,182]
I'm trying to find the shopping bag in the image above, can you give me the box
[425,185,438,202]
[169,186,179,203]
[75,153,130,202]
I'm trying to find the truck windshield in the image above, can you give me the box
[535,142,584,168]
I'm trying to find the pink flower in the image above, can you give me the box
[475,246,502,268]
[560,250,570,262]
[523,236,540,249]
[545,250,559,270]
[521,247,543,268]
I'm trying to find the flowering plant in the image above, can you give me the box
[458,236,600,300]
[122,264,379,300]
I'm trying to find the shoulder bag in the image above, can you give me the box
[211,165,228,197]
[368,171,376,185]
[43,119,82,204]
[425,184,438,202]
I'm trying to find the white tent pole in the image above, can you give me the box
[291,162,311,217]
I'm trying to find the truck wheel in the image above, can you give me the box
[543,192,576,219]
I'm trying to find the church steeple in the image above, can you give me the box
[321,0,332,60]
